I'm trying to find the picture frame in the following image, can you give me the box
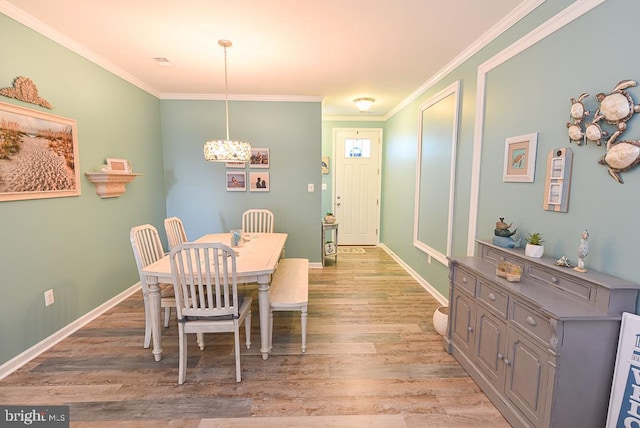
[226,171,246,191]
[322,156,329,174]
[606,312,640,426]
[225,161,246,169]
[250,148,269,168]
[106,158,131,173]
[249,171,269,192]
[0,101,80,202]
[503,132,538,182]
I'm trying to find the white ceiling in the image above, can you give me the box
[1,0,531,118]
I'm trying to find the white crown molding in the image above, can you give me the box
[0,0,161,97]
[466,0,607,255]
[159,93,324,102]
[322,115,386,122]
[384,0,546,121]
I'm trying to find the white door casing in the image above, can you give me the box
[333,128,382,246]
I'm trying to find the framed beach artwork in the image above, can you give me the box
[503,132,538,182]
[250,148,269,168]
[0,101,80,201]
[226,171,246,192]
[249,171,269,192]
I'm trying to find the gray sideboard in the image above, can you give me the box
[443,240,640,428]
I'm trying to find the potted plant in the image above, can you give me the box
[525,232,544,258]
[324,210,336,224]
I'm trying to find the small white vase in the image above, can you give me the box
[433,306,449,336]
[525,244,544,258]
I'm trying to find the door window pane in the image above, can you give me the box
[344,138,371,158]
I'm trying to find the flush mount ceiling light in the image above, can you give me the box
[353,97,375,112]
[203,40,251,162]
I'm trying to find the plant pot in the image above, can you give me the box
[433,306,449,336]
[525,243,544,258]
[324,215,336,224]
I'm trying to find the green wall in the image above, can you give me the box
[0,13,166,365]
[381,0,640,299]
[161,100,322,261]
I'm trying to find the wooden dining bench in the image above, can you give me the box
[269,258,309,353]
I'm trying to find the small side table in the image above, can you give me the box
[321,221,339,266]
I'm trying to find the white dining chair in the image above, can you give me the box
[164,216,188,250]
[130,224,176,346]
[169,242,252,384]
[242,209,274,233]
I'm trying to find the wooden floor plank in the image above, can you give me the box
[0,246,509,427]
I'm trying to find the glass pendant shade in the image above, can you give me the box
[204,139,251,161]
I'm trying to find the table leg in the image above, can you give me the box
[147,280,163,362]
[257,274,271,360]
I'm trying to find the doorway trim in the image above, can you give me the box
[331,127,383,246]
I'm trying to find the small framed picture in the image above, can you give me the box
[106,158,131,173]
[226,171,246,191]
[249,171,269,192]
[322,156,329,174]
[226,161,246,169]
[250,148,269,168]
[503,133,538,182]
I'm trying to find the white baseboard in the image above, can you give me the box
[378,244,448,306]
[0,283,141,381]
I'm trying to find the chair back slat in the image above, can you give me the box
[170,242,239,320]
[130,224,165,293]
[164,217,188,250]
[242,209,274,233]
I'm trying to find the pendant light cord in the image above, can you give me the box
[223,44,230,141]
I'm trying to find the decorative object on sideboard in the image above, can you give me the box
[524,232,544,258]
[574,229,590,273]
[0,76,53,109]
[432,306,449,336]
[492,217,520,248]
[555,255,572,267]
[496,260,522,282]
[324,210,336,224]
[568,80,640,183]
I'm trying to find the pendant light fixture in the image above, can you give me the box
[203,40,251,162]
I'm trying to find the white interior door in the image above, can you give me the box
[333,129,381,245]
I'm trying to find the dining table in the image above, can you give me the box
[141,232,287,361]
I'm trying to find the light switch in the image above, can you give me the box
[322,183,327,190]
[308,183,314,192]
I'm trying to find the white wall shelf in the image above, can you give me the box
[84,172,141,198]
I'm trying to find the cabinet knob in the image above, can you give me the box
[462,276,468,283]
[504,359,511,366]
[467,326,473,332]
[500,256,506,261]
[488,293,496,301]
[526,316,537,326]
[498,353,504,360]
[551,276,558,283]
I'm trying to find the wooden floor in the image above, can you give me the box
[0,247,509,427]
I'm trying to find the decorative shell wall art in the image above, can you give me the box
[567,79,640,183]
[0,76,53,109]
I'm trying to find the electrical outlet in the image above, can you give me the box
[44,289,54,306]
[307,183,314,192]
